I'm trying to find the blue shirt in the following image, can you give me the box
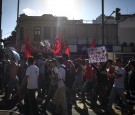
[37,59,45,74]
[113,67,126,88]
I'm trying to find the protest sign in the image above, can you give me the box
[88,46,107,63]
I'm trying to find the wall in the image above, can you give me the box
[17,14,118,46]
[118,15,135,44]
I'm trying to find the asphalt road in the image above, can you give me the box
[0,93,134,115]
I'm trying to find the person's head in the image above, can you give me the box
[62,53,69,60]
[49,58,57,67]
[108,59,113,64]
[82,59,85,66]
[45,59,50,67]
[96,62,101,68]
[107,59,113,67]
[68,60,72,65]
[57,56,64,65]
[115,58,122,67]
[77,58,82,65]
[85,59,89,66]
[28,56,35,65]
[38,53,43,59]
[129,60,135,71]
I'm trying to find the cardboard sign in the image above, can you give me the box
[88,46,107,63]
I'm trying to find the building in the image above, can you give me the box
[15,13,135,60]
[93,14,117,24]
[118,14,135,45]
[17,14,118,46]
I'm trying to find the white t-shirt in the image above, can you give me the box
[26,64,39,89]
[54,67,58,74]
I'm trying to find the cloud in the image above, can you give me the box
[22,8,43,16]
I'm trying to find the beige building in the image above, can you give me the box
[118,14,135,45]
[16,14,118,46]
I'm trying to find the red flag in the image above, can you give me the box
[51,35,70,57]
[51,37,61,55]
[24,35,31,59]
[91,37,96,48]
[65,46,70,57]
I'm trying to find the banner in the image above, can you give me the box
[113,46,121,52]
[24,35,31,59]
[68,45,77,52]
[88,46,107,63]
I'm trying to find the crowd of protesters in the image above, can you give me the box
[0,48,135,115]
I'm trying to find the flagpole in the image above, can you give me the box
[0,0,2,43]
[17,0,19,23]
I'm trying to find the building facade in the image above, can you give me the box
[15,13,135,60]
[17,14,118,46]
[118,14,135,45]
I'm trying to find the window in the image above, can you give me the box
[44,27,50,39]
[34,27,41,41]
[34,27,41,35]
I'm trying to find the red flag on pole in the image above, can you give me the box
[65,46,70,57]
[24,35,31,59]
[51,36,61,55]
[51,35,70,57]
[91,37,96,48]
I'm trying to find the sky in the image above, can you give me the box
[1,0,135,39]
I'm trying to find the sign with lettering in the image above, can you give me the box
[88,46,107,63]
[77,45,88,54]
[31,45,48,53]
[21,44,49,53]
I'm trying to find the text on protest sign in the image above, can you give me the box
[88,46,107,63]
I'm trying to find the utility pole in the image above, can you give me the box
[16,0,20,46]
[0,0,2,42]
[17,0,19,23]
[102,0,104,45]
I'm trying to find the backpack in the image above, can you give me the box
[60,65,74,89]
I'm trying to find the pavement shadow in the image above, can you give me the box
[74,104,89,115]
[0,95,19,110]
[85,100,118,115]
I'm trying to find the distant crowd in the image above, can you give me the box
[0,49,135,115]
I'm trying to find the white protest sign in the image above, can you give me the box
[88,46,107,63]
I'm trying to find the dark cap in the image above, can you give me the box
[28,56,35,64]
[38,53,43,58]
[116,58,121,62]
[62,53,69,60]
[57,56,64,64]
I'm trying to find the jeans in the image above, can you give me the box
[24,89,39,115]
[108,87,129,110]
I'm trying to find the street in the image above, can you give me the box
[0,92,133,115]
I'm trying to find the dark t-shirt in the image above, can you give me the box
[92,63,108,85]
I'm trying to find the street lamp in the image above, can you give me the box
[102,0,104,45]
[115,8,121,20]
